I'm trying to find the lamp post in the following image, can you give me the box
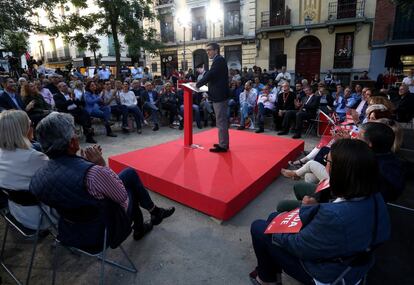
[304,15,312,33]
[177,11,191,71]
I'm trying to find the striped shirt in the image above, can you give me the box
[85,165,129,211]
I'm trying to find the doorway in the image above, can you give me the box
[295,36,322,82]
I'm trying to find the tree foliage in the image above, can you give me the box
[0,31,29,57]
[47,0,162,78]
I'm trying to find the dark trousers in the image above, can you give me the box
[126,105,143,129]
[257,103,275,129]
[282,110,313,135]
[69,108,92,133]
[118,168,154,231]
[110,105,128,127]
[250,212,314,284]
[162,102,178,124]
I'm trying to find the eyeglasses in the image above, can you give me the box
[323,155,332,164]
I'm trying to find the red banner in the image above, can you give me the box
[265,208,302,234]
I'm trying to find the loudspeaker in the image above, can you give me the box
[83,57,91,67]
[275,54,287,69]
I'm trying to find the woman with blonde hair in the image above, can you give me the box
[0,110,55,229]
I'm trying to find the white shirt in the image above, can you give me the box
[258,92,277,110]
[239,88,258,108]
[119,90,137,107]
[275,71,291,84]
[0,148,57,230]
[402,76,414,93]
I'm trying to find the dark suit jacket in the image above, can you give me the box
[301,95,320,115]
[276,91,296,111]
[196,55,229,102]
[54,92,78,112]
[395,92,414,123]
[141,90,159,105]
[0,91,25,110]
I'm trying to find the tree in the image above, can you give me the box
[0,31,29,58]
[47,0,162,78]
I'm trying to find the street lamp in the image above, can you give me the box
[177,10,191,71]
[207,3,222,39]
[304,15,312,33]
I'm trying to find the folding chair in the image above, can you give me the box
[0,188,53,285]
[52,227,137,285]
[304,110,320,137]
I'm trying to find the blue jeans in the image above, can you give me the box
[90,106,111,124]
[179,104,201,126]
[250,212,314,284]
[119,168,155,231]
[227,99,238,118]
[240,103,253,125]
[143,102,159,124]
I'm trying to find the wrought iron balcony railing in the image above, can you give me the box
[261,7,291,28]
[328,0,365,21]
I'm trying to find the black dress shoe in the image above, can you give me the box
[255,128,264,133]
[152,124,159,131]
[151,207,175,225]
[133,221,153,240]
[237,126,245,130]
[277,131,288,135]
[209,146,228,153]
[213,143,220,148]
[292,133,301,139]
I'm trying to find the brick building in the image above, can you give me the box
[370,0,414,79]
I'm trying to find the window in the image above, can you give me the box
[393,2,414,40]
[192,7,207,40]
[269,38,284,70]
[333,33,354,68]
[225,45,242,71]
[224,1,241,36]
[160,13,175,42]
[49,38,57,59]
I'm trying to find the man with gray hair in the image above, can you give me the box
[30,112,175,249]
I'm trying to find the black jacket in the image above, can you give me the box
[0,91,25,110]
[301,94,320,115]
[395,92,414,123]
[196,55,229,102]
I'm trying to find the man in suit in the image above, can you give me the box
[278,85,320,139]
[54,82,96,143]
[394,84,414,123]
[142,82,160,131]
[0,78,25,111]
[196,42,229,153]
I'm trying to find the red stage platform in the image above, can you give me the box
[109,129,304,221]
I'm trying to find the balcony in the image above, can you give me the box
[161,30,175,43]
[260,7,291,28]
[45,51,58,62]
[155,0,173,9]
[328,0,365,21]
[224,22,243,36]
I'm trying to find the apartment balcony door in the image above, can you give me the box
[337,0,357,19]
[295,36,321,82]
[270,0,285,26]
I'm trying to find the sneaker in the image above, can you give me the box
[151,207,175,226]
[133,221,153,240]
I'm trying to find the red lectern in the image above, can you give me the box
[182,83,208,147]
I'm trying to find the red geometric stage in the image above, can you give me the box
[109,129,304,221]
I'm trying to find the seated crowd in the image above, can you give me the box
[0,64,413,284]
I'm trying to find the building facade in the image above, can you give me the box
[370,0,414,79]
[256,0,376,85]
[29,4,132,70]
[145,0,257,78]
